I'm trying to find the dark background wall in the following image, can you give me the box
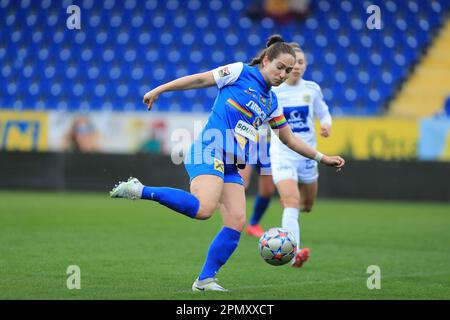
[0,151,449,202]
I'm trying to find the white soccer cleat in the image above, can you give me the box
[110,177,144,200]
[192,278,229,292]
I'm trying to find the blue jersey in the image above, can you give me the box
[184,62,288,184]
[200,62,288,164]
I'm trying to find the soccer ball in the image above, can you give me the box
[258,227,297,266]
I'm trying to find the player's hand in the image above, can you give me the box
[320,124,331,137]
[143,88,161,110]
[321,155,345,172]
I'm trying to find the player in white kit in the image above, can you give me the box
[270,43,333,267]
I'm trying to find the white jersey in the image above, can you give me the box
[270,79,331,160]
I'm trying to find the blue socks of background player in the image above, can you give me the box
[141,186,200,218]
[249,194,271,225]
[198,226,241,280]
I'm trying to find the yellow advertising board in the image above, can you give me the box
[0,111,48,151]
[315,118,418,160]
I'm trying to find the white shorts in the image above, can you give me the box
[271,156,319,185]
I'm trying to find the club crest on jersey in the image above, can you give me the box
[218,67,230,77]
[303,94,311,103]
[214,158,224,173]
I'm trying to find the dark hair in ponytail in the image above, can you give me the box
[249,34,296,66]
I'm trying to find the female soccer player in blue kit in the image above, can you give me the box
[110,35,345,292]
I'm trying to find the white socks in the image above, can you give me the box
[282,207,300,251]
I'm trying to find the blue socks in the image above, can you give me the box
[141,186,200,218]
[249,194,271,225]
[198,226,241,280]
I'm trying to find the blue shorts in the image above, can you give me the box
[184,142,244,185]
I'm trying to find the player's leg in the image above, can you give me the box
[287,159,318,267]
[259,174,276,198]
[246,173,275,237]
[276,179,311,267]
[193,168,245,292]
[299,181,318,213]
[276,179,301,245]
[297,158,319,213]
[189,175,224,219]
[287,181,317,268]
[110,175,222,219]
[246,139,275,237]
[272,157,301,243]
[111,140,226,219]
[239,164,253,189]
[219,181,247,230]
[272,156,310,267]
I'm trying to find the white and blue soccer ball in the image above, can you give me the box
[258,227,297,266]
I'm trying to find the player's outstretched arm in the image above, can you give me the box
[143,71,216,110]
[277,125,345,171]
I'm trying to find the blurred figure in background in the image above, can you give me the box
[63,115,100,152]
[247,0,311,23]
[270,42,333,268]
[139,120,166,154]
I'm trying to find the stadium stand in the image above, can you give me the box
[389,18,450,117]
[0,0,449,115]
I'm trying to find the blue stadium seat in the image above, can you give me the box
[1,0,450,115]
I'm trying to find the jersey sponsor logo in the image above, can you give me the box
[214,158,224,173]
[235,120,257,142]
[245,100,267,120]
[284,105,310,133]
[218,67,230,77]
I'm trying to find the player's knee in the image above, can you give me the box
[226,214,246,231]
[281,194,300,208]
[195,202,217,220]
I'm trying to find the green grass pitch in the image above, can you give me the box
[0,191,449,300]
